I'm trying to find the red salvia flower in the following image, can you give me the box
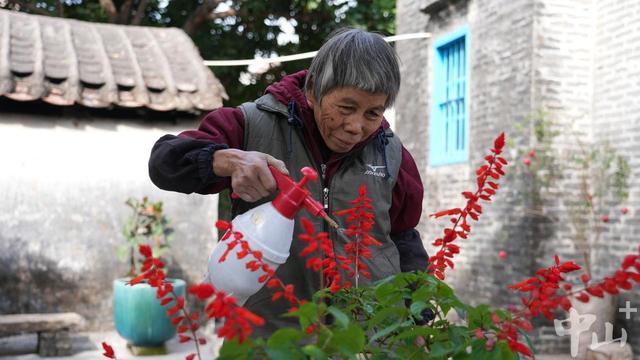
[333,184,382,287]
[429,133,507,279]
[101,342,116,359]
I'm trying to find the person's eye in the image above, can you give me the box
[338,105,355,114]
[366,111,381,120]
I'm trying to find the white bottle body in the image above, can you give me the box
[205,202,294,305]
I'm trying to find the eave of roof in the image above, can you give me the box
[0,9,228,113]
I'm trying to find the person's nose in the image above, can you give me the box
[343,115,364,137]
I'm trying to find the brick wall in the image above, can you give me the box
[591,0,640,356]
[396,0,640,356]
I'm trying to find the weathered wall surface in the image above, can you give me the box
[0,113,218,330]
[590,0,640,355]
[396,0,536,305]
[396,0,639,356]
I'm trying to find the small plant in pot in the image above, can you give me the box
[113,196,186,355]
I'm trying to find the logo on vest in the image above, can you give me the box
[364,164,386,178]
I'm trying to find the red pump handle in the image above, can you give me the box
[231,166,328,220]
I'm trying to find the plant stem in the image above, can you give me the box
[173,290,203,360]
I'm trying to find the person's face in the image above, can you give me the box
[306,86,387,153]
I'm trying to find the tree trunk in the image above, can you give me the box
[131,0,149,25]
[99,0,118,23]
[182,0,223,36]
[118,0,134,24]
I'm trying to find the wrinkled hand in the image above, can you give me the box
[213,149,289,202]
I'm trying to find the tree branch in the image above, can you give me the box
[118,0,134,24]
[99,0,118,23]
[56,0,64,17]
[131,0,148,25]
[182,0,224,36]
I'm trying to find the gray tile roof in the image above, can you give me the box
[0,9,228,112]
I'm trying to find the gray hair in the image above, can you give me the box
[305,28,401,109]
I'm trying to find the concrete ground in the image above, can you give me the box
[0,331,224,360]
[0,331,578,359]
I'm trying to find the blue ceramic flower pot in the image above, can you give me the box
[113,278,186,347]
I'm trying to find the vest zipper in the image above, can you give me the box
[321,164,329,210]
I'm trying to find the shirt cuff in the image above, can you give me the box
[197,143,229,185]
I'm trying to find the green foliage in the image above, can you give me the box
[120,196,173,276]
[220,271,523,359]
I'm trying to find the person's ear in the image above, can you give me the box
[305,78,315,109]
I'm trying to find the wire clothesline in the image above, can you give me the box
[202,32,431,67]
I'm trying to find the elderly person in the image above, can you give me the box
[148,28,428,337]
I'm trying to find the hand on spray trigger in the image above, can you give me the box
[231,166,339,229]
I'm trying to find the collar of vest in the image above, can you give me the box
[255,94,290,118]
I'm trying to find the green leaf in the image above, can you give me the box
[218,338,253,359]
[409,301,428,317]
[302,345,328,360]
[266,347,304,360]
[369,320,403,344]
[368,306,405,328]
[330,324,365,355]
[267,328,303,348]
[429,341,454,358]
[286,301,318,329]
[494,340,517,360]
[374,282,396,302]
[393,326,437,341]
[326,306,350,328]
[116,244,130,262]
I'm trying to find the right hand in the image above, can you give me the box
[213,149,289,202]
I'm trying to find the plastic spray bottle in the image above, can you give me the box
[205,166,338,305]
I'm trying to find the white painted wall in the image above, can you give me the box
[0,113,218,329]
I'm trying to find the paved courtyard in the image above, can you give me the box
[0,330,579,359]
[0,331,224,360]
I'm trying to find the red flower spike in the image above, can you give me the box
[509,341,532,357]
[581,273,590,284]
[139,244,152,258]
[102,342,116,359]
[189,283,215,301]
[621,207,629,215]
[171,316,184,325]
[160,297,173,306]
[305,324,317,334]
[622,255,638,270]
[576,293,590,303]
[177,325,189,333]
[494,132,505,151]
[601,215,610,223]
[186,354,196,360]
[179,335,191,343]
[215,220,232,231]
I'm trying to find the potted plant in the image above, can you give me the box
[112,197,185,355]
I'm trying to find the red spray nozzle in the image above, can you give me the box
[230,166,338,228]
[269,166,326,219]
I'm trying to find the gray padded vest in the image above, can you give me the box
[235,94,403,337]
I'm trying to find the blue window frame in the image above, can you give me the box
[429,27,470,166]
